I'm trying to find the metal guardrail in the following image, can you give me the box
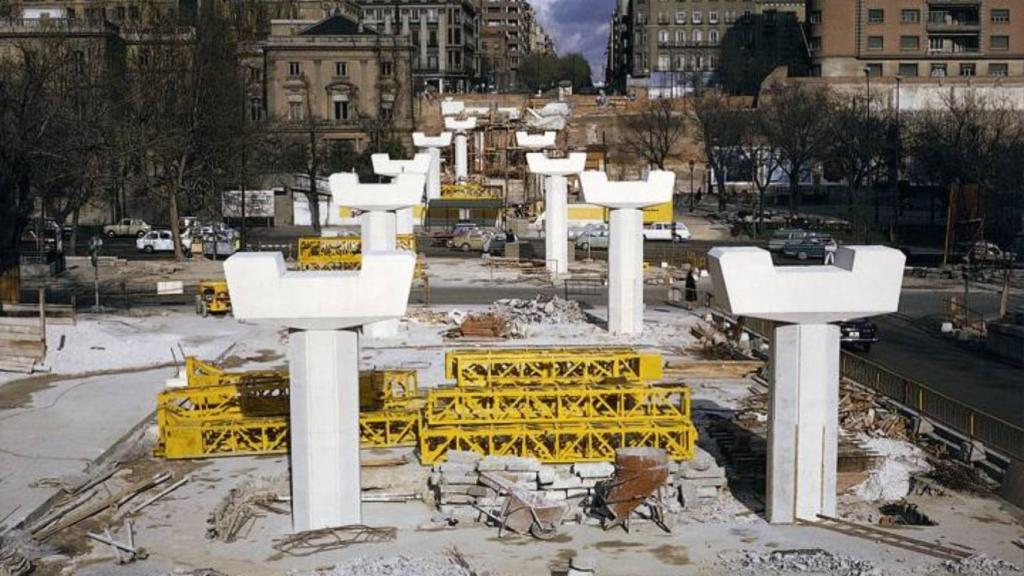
[742,316,1024,463]
[564,277,605,300]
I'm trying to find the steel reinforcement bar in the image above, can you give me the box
[444,348,664,387]
[424,384,691,426]
[418,419,698,464]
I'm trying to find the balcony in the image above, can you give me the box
[926,11,980,33]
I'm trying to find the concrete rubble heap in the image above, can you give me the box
[940,555,1022,576]
[491,295,587,333]
[306,555,476,576]
[429,449,727,524]
[728,549,881,576]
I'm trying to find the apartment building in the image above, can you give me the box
[807,0,1024,78]
[605,0,805,93]
[358,0,478,93]
[263,13,415,147]
[478,0,537,90]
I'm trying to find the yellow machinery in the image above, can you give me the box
[195,281,231,316]
[297,235,417,271]
[155,357,421,459]
[444,348,663,387]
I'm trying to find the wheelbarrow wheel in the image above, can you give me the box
[529,521,558,540]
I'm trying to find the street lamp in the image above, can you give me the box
[688,159,696,212]
[863,65,872,105]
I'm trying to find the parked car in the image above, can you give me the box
[451,228,496,252]
[136,229,191,255]
[953,241,1016,265]
[783,235,838,261]
[839,319,878,352]
[483,232,518,257]
[768,228,814,252]
[104,218,151,238]
[575,228,610,251]
[643,222,691,242]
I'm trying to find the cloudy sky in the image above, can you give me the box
[530,0,617,84]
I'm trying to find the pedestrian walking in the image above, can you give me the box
[685,268,699,310]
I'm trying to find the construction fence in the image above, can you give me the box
[742,317,1024,463]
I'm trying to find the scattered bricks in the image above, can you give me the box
[566,488,591,499]
[504,456,543,472]
[666,461,681,475]
[542,491,567,501]
[437,504,480,520]
[437,462,477,475]
[572,462,615,478]
[579,478,601,488]
[466,485,498,498]
[447,450,483,464]
[440,472,480,486]
[537,467,557,486]
[438,493,476,505]
[437,483,472,495]
[475,496,506,508]
[478,456,509,472]
[548,473,585,490]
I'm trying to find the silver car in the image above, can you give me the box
[575,228,610,250]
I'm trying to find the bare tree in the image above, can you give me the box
[759,83,832,214]
[618,99,687,170]
[823,90,892,223]
[737,108,782,230]
[690,90,748,209]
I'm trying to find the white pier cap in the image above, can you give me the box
[707,246,906,324]
[516,131,558,149]
[441,99,465,117]
[578,170,676,208]
[526,152,587,176]
[329,172,425,210]
[412,132,453,148]
[444,117,478,132]
[223,251,416,330]
[371,153,431,177]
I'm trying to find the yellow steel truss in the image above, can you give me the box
[444,348,664,387]
[440,182,501,200]
[297,236,418,271]
[418,420,697,464]
[184,356,286,388]
[424,384,690,426]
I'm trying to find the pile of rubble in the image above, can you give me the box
[728,549,881,576]
[310,555,476,576]
[940,554,1022,575]
[429,449,727,525]
[490,296,587,336]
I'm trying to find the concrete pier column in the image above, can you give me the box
[579,170,675,336]
[769,323,840,523]
[361,210,395,252]
[395,207,414,236]
[454,132,468,181]
[707,245,906,524]
[413,133,452,201]
[288,329,361,531]
[525,152,585,277]
[608,207,644,334]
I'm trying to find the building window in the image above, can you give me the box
[868,9,884,24]
[692,11,702,24]
[657,55,670,71]
[809,10,822,24]
[249,97,262,121]
[900,36,919,51]
[901,9,920,24]
[335,61,348,77]
[287,100,304,121]
[288,62,301,76]
[990,35,1009,50]
[381,61,393,76]
[381,102,393,121]
[676,30,686,44]
[708,11,718,24]
[867,36,884,50]
[989,63,1008,77]
[930,63,947,77]
[960,63,976,77]
[991,9,1009,23]
[675,11,686,24]
[709,29,719,44]
[898,63,919,77]
[865,63,883,77]
[658,29,670,43]
[334,99,350,121]
[808,36,822,51]
[693,29,703,43]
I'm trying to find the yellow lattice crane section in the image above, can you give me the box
[297,235,418,271]
[444,348,663,387]
[155,358,421,459]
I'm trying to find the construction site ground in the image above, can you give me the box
[2,297,1022,574]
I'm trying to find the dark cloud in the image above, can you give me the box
[531,0,617,83]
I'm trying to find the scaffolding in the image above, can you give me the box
[444,348,664,387]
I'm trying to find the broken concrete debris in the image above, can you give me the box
[940,554,1022,576]
[727,549,881,576]
[298,554,476,576]
[207,475,288,543]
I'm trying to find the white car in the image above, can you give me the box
[643,222,690,242]
[137,229,191,255]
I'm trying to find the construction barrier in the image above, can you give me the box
[444,348,664,387]
[743,317,1024,463]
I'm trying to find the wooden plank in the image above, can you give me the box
[0,324,44,336]
[663,360,764,379]
[0,331,45,342]
[0,317,45,327]
[0,344,45,358]
[0,358,35,373]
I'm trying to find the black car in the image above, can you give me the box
[838,319,878,352]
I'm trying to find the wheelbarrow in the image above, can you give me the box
[477,472,566,540]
